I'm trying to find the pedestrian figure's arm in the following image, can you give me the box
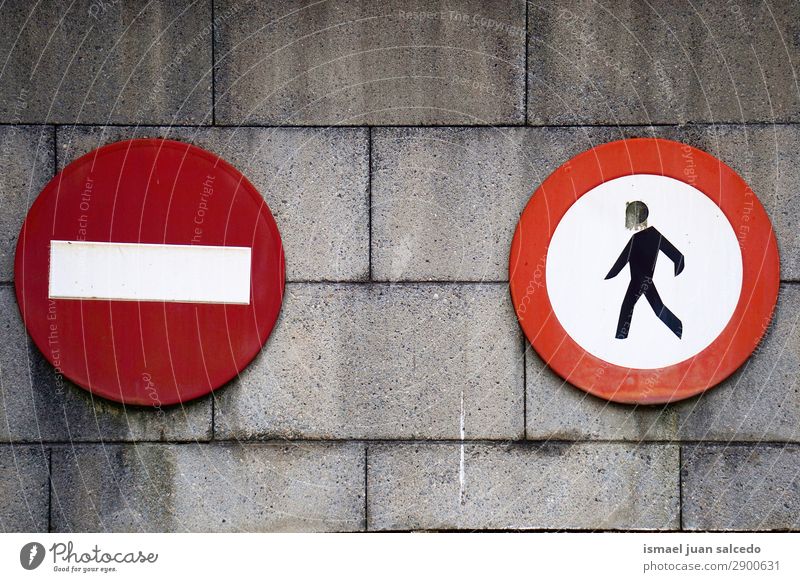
[604,238,633,280]
[656,230,685,276]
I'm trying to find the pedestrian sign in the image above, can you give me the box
[605,200,685,340]
[509,138,779,404]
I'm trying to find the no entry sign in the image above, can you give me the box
[509,138,779,404]
[15,139,284,406]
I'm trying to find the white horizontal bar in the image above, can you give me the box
[49,240,251,304]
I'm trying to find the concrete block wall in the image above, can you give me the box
[0,0,798,532]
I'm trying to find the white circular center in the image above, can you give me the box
[546,174,743,369]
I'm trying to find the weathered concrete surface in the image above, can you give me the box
[0,126,53,282]
[57,126,369,281]
[0,0,797,535]
[371,126,622,281]
[682,445,800,531]
[0,288,212,442]
[215,0,525,125]
[368,443,679,530]
[528,0,800,124]
[0,0,212,124]
[215,283,523,439]
[372,125,800,282]
[0,446,49,532]
[51,443,365,532]
[525,345,679,440]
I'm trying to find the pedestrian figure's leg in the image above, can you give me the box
[643,284,683,338]
[615,280,644,339]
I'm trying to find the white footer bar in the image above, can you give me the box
[0,533,797,581]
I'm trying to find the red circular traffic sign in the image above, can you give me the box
[509,138,779,404]
[15,139,284,406]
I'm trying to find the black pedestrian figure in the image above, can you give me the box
[605,201,684,339]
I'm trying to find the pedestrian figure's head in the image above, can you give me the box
[625,201,649,230]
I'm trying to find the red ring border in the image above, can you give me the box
[509,138,780,404]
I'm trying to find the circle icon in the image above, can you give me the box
[20,542,45,570]
[15,139,285,406]
[509,138,779,404]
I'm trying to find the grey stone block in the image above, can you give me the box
[371,126,622,281]
[0,125,53,282]
[525,345,679,440]
[57,125,369,281]
[215,283,523,439]
[526,283,798,442]
[682,445,800,531]
[215,0,525,125]
[0,287,212,442]
[51,443,365,532]
[0,0,212,124]
[373,125,800,282]
[0,446,49,532]
[367,443,679,530]
[528,0,800,124]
